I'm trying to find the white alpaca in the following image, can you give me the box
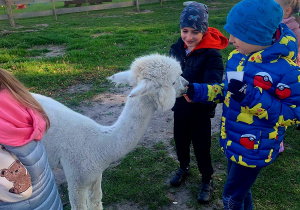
[32,54,188,210]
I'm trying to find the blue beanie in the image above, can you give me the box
[224,0,283,46]
[180,2,209,34]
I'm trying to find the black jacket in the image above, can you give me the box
[169,38,224,118]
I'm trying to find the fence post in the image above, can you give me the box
[51,0,57,20]
[5,0,15,27]
[135,0,139,12]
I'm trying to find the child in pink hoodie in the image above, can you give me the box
[0,68,47,202]
[275,0,300,151]
[0,68,62,209]
[276,0,300,65]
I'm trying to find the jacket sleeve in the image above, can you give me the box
[192,80,225,104]
[241,69,300,126]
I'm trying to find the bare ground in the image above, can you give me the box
[53,85,223,209]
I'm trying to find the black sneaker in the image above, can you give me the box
[197,180,213,203]
[170,166,190,187]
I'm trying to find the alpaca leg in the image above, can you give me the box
[61,159,90,209]
[87,174,103,210]
[67,182,89,210]
[62,166,89,210]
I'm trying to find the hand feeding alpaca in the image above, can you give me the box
[32,54,188,210]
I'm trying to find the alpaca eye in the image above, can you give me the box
[172,82,176,85]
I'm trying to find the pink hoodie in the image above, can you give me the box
[0,89,46,146]
[282,16,300,66]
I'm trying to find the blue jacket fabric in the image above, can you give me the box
[0,141,63,210]
[192,23,300,168]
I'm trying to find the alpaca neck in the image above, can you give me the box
[109,95,156,161]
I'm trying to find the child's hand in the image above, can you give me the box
[228,79,247,103]
[183,94,193,103]
[183,83,195,103]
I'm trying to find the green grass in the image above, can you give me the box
[102,143,178,209]
[1,0,299,209]
[0,0,235,105]
[252,126,300,210]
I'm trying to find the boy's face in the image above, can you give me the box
[229,34,269,55]
[181,27,203,50]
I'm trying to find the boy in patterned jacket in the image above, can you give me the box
[184,0,300,209]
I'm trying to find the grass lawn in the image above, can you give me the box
[1,0,299,209]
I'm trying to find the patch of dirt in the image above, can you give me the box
[67,84,93,94]
[97,15,123,18]
[53,85,222,209]
[92,32,113,38]
[126,9,154,14]
[0,24,49,35]
[28,44,66,58]
[35,24,49,28]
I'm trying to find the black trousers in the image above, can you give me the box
[174,110,214,183]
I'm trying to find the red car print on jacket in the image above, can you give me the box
[240,134,256,149]
[253,72,273,90]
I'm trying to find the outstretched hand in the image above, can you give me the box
[183,83,195,103]
[183,94,193,103]
[228,79,247,103]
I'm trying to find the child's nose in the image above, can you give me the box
[186,33,193,40]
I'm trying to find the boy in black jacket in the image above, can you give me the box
[169,2,228,203]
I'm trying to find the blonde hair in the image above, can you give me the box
[0,68,50,130]
[278,0,300,23]
[279,0,300,15]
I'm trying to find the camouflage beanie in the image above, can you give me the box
[180,2,209,33]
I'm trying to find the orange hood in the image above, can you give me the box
[185,27,229,51]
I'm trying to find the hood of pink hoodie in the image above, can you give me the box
[0,89,46,146]
[282,17,300,31]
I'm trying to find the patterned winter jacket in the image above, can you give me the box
[192,23,300,168]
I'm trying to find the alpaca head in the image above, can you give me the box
[107,54,188,111]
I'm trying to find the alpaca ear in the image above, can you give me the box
[156,87,176,111]
[106,70,137,87]
[129,80,158,97]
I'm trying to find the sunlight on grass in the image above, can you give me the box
[1,0,299,209]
